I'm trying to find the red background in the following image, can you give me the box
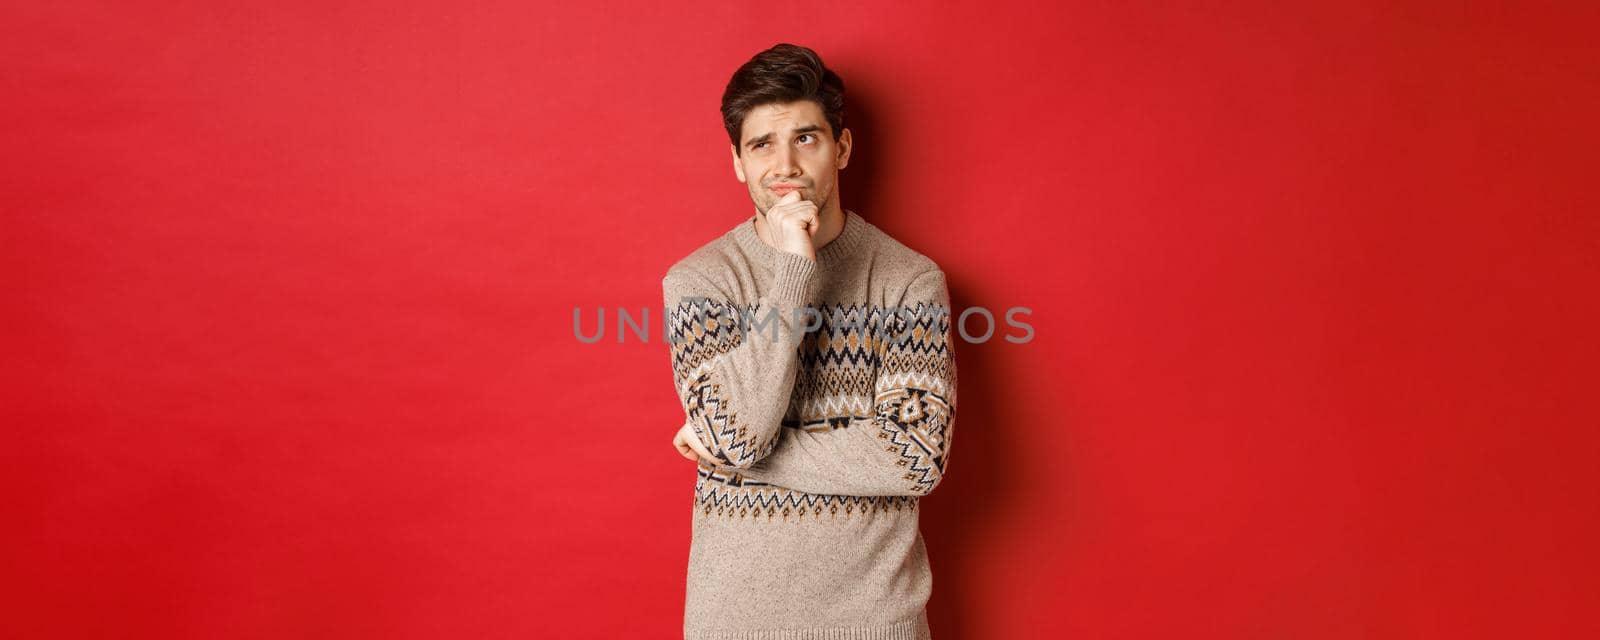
[5,1,1597,638]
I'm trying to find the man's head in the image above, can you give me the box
[721,43,853,218]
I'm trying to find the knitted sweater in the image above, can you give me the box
[662,209,958,640]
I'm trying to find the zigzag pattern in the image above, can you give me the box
[668,297,956,496]
[694,465,918,520]
[872,388,954,494]
[792,367,875,406]
[783,394,872,427]
[867,301,955,494]
[665,297,751,374]
[681,370,774,466]
[667,296,791,466]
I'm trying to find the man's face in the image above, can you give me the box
[730,100,852,217]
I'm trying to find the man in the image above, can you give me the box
[662,43,958,640]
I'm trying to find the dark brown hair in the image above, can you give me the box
[721,43,846,155]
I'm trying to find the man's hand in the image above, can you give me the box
[767,189,819,261]
[673,420,718,465]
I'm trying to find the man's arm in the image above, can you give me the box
[662,253,816,469]
[729,268,958,497]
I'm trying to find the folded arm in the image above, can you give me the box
[732,268,958,497]
[662,253,817,469]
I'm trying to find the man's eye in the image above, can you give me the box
[753,142,768,149]
[798,134,814,144]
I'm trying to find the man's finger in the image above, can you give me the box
[682,423,718,464]
[673,432,693,459]
[688,436,716,464]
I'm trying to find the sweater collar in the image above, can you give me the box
[732,208,868,268]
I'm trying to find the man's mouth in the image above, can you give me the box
[769,184,803,194]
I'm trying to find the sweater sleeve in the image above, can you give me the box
[727,268,958,497]
[663,252,817,470]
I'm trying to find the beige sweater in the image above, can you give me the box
[662,209,958,639]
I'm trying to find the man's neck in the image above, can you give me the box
[754,204,845,252]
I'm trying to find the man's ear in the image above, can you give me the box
[836,127,853,170]
[730,144,746,183]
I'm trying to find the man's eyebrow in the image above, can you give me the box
[744,124,826,148]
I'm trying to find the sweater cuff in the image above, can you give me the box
[770,250,817,304]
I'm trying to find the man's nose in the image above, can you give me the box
[774,147,800,176]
